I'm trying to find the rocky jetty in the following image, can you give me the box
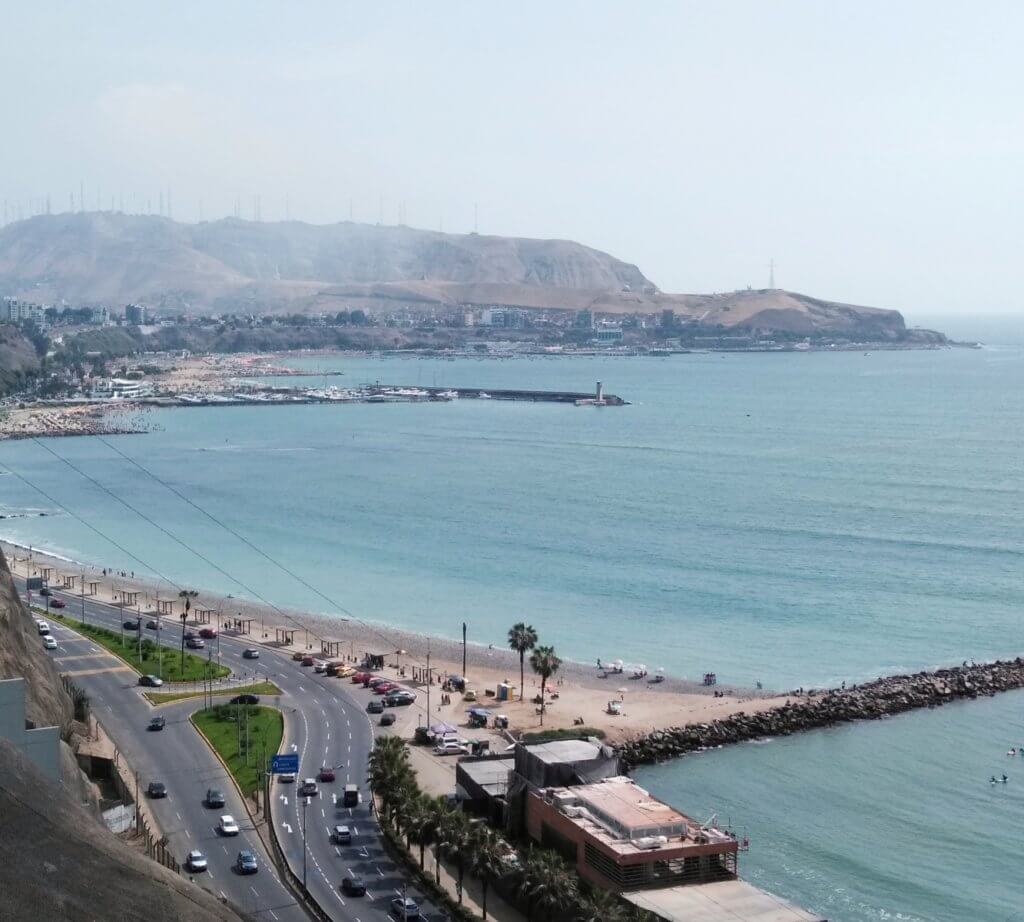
[618,658,1024,766]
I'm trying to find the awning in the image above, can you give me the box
[430,722,457,735]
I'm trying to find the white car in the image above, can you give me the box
[332,824,351,845]
[43,636,58,650]
[185,849,207,871]
[37,621,50,635]
[278,772,296,783]
[219,815,240,836]
[433,740,469,756]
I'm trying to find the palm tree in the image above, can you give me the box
[465,825,504,920]
[576,887,629,922]
[426,796,453,884]
[178,589,198,671]
[518,846,577,921]
[436,807,470,892]
[367,736,415,824]
[529,644,561,726]
[507,622,538,702]
[407,794,437,870]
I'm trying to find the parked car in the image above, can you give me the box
[198,627,217,639]
[367,677,390,688]
[390,896,420,920]
[235,850,258,874]
[185,849,207,872]
[147,716,166,731]
[318,766,336,783]
[374,682,398,695]
[139,674,163,687]
[147,781,167,798]
[219,815,240,836]
[342,784,359,807]
[386,691,416,707]
[185,637,205,649]
[242,648,260,659]
[123,619,139,630]
[366,700,384,714]
[380,712,396,727]
[332,824,351,845]
[291,651,305,661]
[433,740,468,756]
[229,694,259,706]
[36,621,50,635]
[278,772,296,783]
[145,620,160,630]
[300,656,315,667]
[340,875,366,896]
[39,587,52,597]
[205,788,226,808]
[298,778,318,798]
[313,660,327,673]
[43,636,58,650]
[351,672,370,684]
[50,599,65,609]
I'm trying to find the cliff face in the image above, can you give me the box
[0,549,72,733]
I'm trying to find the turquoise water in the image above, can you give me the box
[1,344,1023,919]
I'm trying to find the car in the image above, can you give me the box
[313,660,327,673]
[318,766,336,782]
[340,875,366,896]
[185,849,207,872]
[147,781,167,798]
[386,692,416,707]
[390,896,420,919]
[50,599,65,609]
[433,740,469,756]
[380,712,396,726]
[367,677,390,688]
[366,700,384,714]
[145,620,160,630]
[139,674,163,687]
[278,772,296,783]
[205,788,226,808]
[300,656,315,667]
[374,682,398,695]
[235,849,258,874]
[185,637,205,649]
[147,716,166,731]
[351,672,370,684]
[292,651,305,661]
[123,619,139,630]
[298,778,318,797]
[183,629,197,640]
[229,694,259,706]
[332,824,351,844]
[36,621,50,635]
[219,815,240,836]
[39,587,52,597]
[342,784,359,807]
[199,627,217,639]
[242,648,260,659]
[43,636,58,650]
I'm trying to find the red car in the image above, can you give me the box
[318,766,336,782]
[199,627,217,639]
[50,599,66,609]
[352,672,370,684]
[374,682,398,695]
[300,656,315,667]
[367,677,390,688]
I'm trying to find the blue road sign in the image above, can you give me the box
[270,753,299,774]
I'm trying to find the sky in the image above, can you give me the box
[2,1,1022,317]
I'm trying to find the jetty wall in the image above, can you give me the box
[618,657,1024,766]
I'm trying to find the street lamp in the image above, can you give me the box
[302,795,310,890]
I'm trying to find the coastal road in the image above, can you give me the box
[27,581,442,922]
[43,617,307,921]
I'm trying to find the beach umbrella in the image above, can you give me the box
[657,666,665,673]
[617,687,628,694]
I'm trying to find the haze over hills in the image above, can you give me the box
[0,212,935,340]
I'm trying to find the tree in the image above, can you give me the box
[576,887,629,922]
[465,825,504,920]
[178,589,198,671]
[507,622,538,703]
[529,645,562,726]
[436,806,470,892]
[518,846,577,921]
[367,736,416,825]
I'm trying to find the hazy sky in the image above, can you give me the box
[2,1,1021,316]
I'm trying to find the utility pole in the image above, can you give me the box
[80,569,85,625]
[302,796,309,889]
[157,612,163,680]
[462,622,467,679]
[426,643,432,716]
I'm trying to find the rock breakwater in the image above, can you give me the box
[618,658,1024,766]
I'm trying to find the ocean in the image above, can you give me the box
[1,333,1022,920]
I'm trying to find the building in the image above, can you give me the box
[594,327,624,345]
[481,308,526,329]
[2,297,46,327]
[124,303,147,325]
[90,378,152,399]
[0,678,60,782]
[524,776,738,892]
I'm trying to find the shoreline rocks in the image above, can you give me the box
[618,657,1024,766]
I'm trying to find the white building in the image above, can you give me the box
[0,678,60,782]
[90,378,153,399]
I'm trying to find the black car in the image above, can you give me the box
[340,875,366,897]
[230,694,259,706]
[380,712,396,726]
[39,587,52,597]
[205,788,226,808]
[235,850,258,875]
[242,648,260,659]
[366,700,384,714]
[138,674,164,687]
[386,693,415,707]
[147,716,166,731]
[124,619,140,630]
[147,781,167,798]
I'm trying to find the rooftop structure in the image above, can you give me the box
[624,879,826,922]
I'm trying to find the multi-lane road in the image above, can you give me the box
[24,581,442,922]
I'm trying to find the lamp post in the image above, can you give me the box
[302,795,310,890]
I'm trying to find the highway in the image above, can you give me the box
[25,583,443,922]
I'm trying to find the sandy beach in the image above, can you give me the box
[3,539,786,745]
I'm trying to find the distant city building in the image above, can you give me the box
[90,378,152,399]
[481,308,526,329]
[594,327,623,345]
[124,303,147,325]
[2,297,46,326]
[575,310,594,330]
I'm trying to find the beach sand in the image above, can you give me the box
[3,540,787,745]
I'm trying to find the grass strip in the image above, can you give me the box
[144,681,282,705]
[50,613,230,682]
[192,704,283,797]
[521,726,606,743]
